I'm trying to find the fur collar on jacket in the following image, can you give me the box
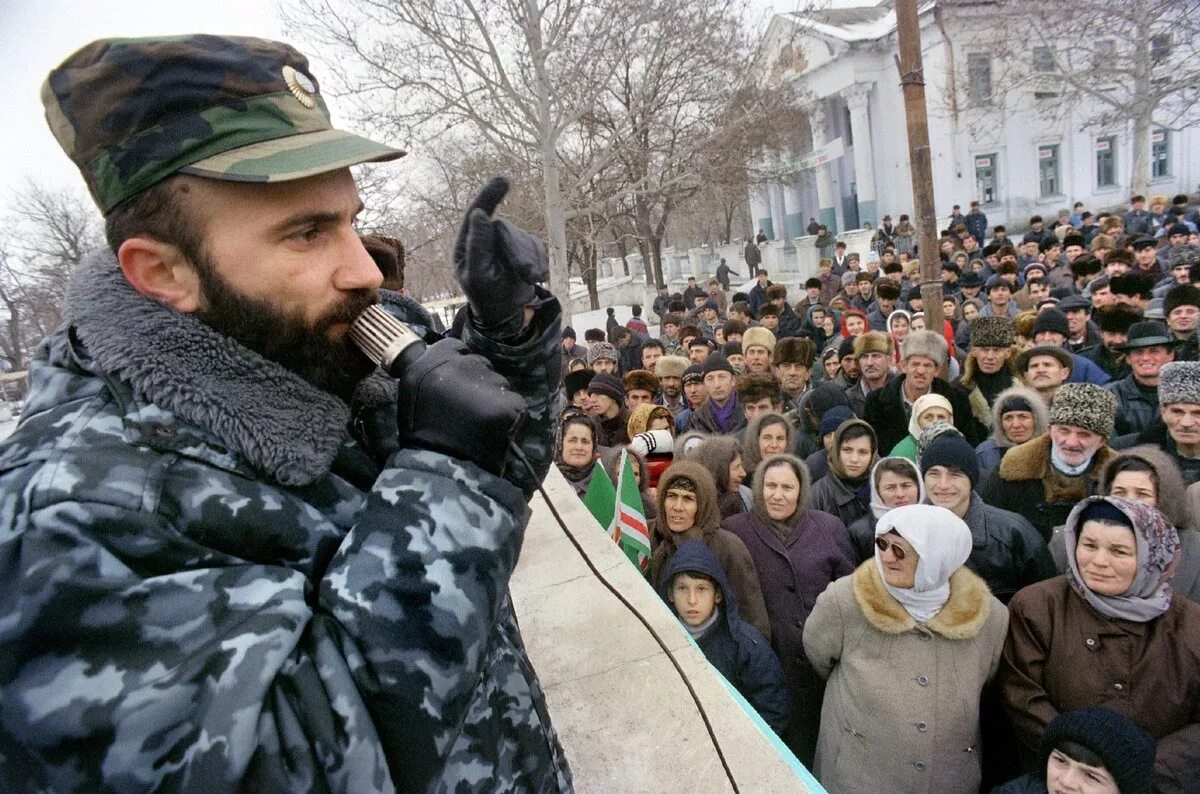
[998,434,1114,483]
[66,251,364,487]
[851,561,993,640]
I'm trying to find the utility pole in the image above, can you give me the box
[895,0,943,336]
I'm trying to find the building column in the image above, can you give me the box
[770,182,788,246]
[748,182,773,241]
[783,181,804,240]
[843,83,878,229]
[809,102,837,233]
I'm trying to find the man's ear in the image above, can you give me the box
[117,237,202,313]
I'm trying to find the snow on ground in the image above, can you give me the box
[569,274,760,338]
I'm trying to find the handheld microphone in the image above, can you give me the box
[348,304,427,377]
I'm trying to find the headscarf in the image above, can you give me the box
[627,403,673,439]
[1064,496,1181,622]
[907,393,954,441]
[655,461,723,545]
[750,453,812,541]
[742,412,793,475]
[875,504,973,623]
[826,419,878,484]
[868,457,926,520]
[555,412,600,484]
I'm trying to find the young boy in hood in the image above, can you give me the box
[660,539,790,736]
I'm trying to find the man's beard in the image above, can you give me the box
[193,261,379,401]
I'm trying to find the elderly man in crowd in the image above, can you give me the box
[1114,361,1200,484]
[1105,322,1178,437]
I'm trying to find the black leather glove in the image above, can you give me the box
[453,177,549,338]
[396,338,526,476]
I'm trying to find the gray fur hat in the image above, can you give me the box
[901,329,948,366]
[970,315,1014,348]
[1158,361,1200,406]
[587,341,619,366]
[1048,383,1117,438]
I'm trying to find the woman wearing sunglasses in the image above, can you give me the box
[803,504,1009,793]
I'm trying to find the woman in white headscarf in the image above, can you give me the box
[803,504,1009,794]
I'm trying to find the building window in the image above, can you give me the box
[1093,39,1116,71]
[1033,46,1056,73]
[1038,144,1061,198]
[1152,128,1171,179]
[967,54,992,105]
[1096,136,1117,188]
[1151,34,1172,63]
[975,154,998,205]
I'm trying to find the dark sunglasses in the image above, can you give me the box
[875,537,907,560]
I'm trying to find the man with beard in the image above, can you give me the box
[979,383,1118,540]
[654,354,690,416]
[0,37,571,792]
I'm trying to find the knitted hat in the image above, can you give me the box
[1040,708,1156,794]
[901,330,948,366]
[819,405,856,437]
[1094,304,1143,334]
[654,355,690,380]
[682,364,705,386]
[587,373,624,403]
[563,326,577,341]
[774,337,815,367]
[1164,284,1200,317]
[853,330,893,358]
[587,342,618,366]
[970,316,1014,348]
[1032,307,1070,339]
[1159,361,1200,405]
[920,433,980,487]
[623,369,660,395]
[722,341,742,357]
[742,326,777,355]
[702,353,735,377]
[1048,383,1117,438]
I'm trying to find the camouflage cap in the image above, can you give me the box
[42,34,405,214]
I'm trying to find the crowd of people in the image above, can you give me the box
[555,194,1200,793]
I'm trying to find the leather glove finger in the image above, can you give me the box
[496,219,549,285]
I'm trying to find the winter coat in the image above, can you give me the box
[803,563,1008,794]
[597,407,632,448]
[650,462,772,640]
[975,439,1005,473]
[959,495,1056,603]
[0,254,571,791]
[715,262,733,290]
[658,541,789,735]
[1000,578,1200,793]
[1077,342,1130,381]
[687,395,747,435]
[723,459,855,765]
[864,374,986,454]
[978,435,1115,541]
[889,434,920,461]
[809,472,870,529]
[1064,350,1112,386]
[744,240,762,269]
[966,210,988,245]
[1105,375,1160,437]
[748,282,771,315]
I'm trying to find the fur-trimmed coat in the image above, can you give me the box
[978,435,1115,541]
[803,563,1008,794]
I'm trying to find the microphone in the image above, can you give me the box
[348,304,427,377]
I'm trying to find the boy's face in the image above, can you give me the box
[669,572,722,627]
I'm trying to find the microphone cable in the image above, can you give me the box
[508,441,741,794]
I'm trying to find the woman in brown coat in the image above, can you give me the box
[1000,496,1200,794]
[649,462,771,640]
[803,504,1008,793]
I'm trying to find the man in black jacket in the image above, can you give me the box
[864,330,985,452]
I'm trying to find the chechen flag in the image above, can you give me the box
[614,450,651,573]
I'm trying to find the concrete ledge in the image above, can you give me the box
[511,468,821,792]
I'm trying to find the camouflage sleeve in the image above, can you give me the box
[459,287,562,495]
[319,448,533,792]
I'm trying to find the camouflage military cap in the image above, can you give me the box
[42,34,405,214]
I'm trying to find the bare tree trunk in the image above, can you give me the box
[1130,109,1153,198]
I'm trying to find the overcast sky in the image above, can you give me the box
[0,0,800,209]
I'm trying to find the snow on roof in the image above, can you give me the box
[786,0,937,43]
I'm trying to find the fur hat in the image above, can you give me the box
[587,341,618,366]
[563,368,595,399]
[1110,272,1156,299]
[1094,304,1143,334]
[623,369,660,395]
[774,337,815,367]
[587,373,624,403]
[1164,284,1200,317]
[901,330,948,366]
[970,316,1014,348]
[742,326,777,355]
[654,355,689,380]
[737,373,780,405]
[1159,361,1200,406]
[1048,383,1117,438]
[765,284,788,301]
[853,330,893,357]
[1032,307,1069,339]
[875,280,901,301]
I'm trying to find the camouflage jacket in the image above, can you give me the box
[0,253,572,792]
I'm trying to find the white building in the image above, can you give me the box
[749,0,1200,240]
